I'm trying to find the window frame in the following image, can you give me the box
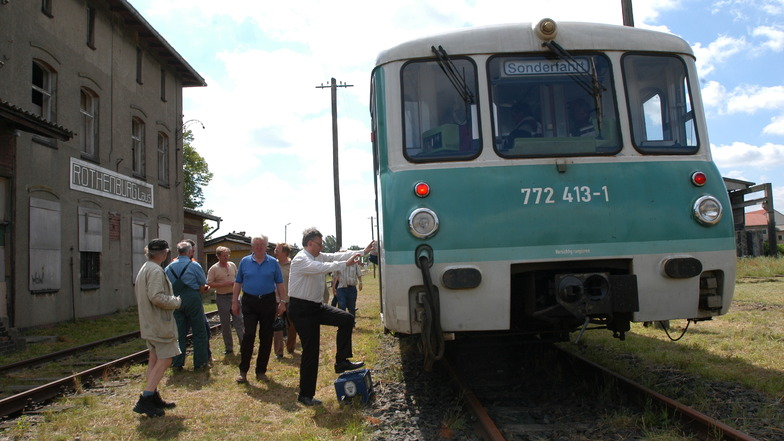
[622,53,699,155]
[399,56,482,163]
[86,6,96,49]
[132,117,146,178]
[157,132,170,186]
[487,52,621,158]
[80,88,99,159]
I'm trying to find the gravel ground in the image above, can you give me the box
[365,334,481,441]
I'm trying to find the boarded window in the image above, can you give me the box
[30,198,61,292]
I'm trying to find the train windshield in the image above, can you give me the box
[401,57,481,162]
[489,53,620,157]
[622,54,698,153]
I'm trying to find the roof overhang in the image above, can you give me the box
[0,100,74,140]
[107,0,207,88]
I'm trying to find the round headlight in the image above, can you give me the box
[409,208,439,239]
[693,195,723,225]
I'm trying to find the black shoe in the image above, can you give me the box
[171,366,184,372]
[297,395,322,406]
[151,391,176,409]
[133,394,164,417]
[224,349,234,355]
[334,359,364,373]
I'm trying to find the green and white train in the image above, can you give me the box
[370,19,736,365]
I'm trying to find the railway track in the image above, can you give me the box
[443,336,759,441]
[0,311,220,419]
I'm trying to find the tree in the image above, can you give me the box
[182,129,213,209]
[324,235,338,253]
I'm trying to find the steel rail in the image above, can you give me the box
[442,357,506,441]
[0,310,219,374]
[0,310,221,418]
[0,349,150,417]
[554,346,758,441]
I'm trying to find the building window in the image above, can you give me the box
[80,252,100,287]
[79,207,102,289]
[132,218,148,283]
[30,197,61,293]
[42,0,53,17]
[86,6,96,49]
[160,69,167,101]
[80,88,99,158]
[157,132,169,186]
[32,61,55,121]
[132,117,146,177]
[136,47,143,85]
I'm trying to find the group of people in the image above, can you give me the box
[133,228,375,417]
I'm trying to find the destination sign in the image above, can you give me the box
[503,58,590,76]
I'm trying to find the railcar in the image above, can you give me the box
[370,19,736,366]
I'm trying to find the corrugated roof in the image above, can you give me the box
[0,100,74,140]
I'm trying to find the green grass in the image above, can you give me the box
[1,279,381,440]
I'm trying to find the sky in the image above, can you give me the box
[127,0,784,248]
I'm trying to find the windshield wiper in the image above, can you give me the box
[431,45,475,104]
[543,40,606,133]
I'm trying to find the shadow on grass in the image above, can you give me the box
[165,369,217,390]
[135,414,187,439]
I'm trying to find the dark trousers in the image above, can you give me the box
[238,293,277,375]
[287,297,355,398]
[172,287,209,368]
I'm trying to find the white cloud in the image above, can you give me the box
[712,141,784,169]
[764,114,784,135]
[692,35,747,77]
[753,25,784,51]
[701,82,784,116]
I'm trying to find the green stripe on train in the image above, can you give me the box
[383,237,735,265]
[378,160,735,260]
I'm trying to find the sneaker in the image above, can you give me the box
[255,372,268,381]
[133,394,164,417]
[224,349,234,355]
[235,373,248,384]
[297,395,322,406]
[276,354,284,360]
[151,391,176,409]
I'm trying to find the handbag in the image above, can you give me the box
[272,316,286,331]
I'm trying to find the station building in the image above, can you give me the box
[0,0,205,336]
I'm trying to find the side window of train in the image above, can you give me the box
[400,58,481,162]
[623,54,699,154]
[488,54,621,158]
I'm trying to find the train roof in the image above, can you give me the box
[375,21,694,66]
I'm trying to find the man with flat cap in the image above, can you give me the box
[133,239,181,417]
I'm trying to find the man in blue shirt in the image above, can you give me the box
[165,240,211,371]
[231,235,287,383]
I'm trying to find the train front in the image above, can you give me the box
[370,20,736,355]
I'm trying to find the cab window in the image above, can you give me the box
[401,58,480,162]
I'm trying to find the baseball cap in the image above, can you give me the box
[147,239,169,251]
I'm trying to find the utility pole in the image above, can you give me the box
[621,0,634,27]
[316,77,353,249]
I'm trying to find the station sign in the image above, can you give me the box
[69,157,154,208]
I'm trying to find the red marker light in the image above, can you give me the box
[691,171,707,187]
[414,182,430,198]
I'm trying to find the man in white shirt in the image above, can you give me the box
[287,227,374,406]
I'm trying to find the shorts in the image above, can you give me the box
[146,339,182,360]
